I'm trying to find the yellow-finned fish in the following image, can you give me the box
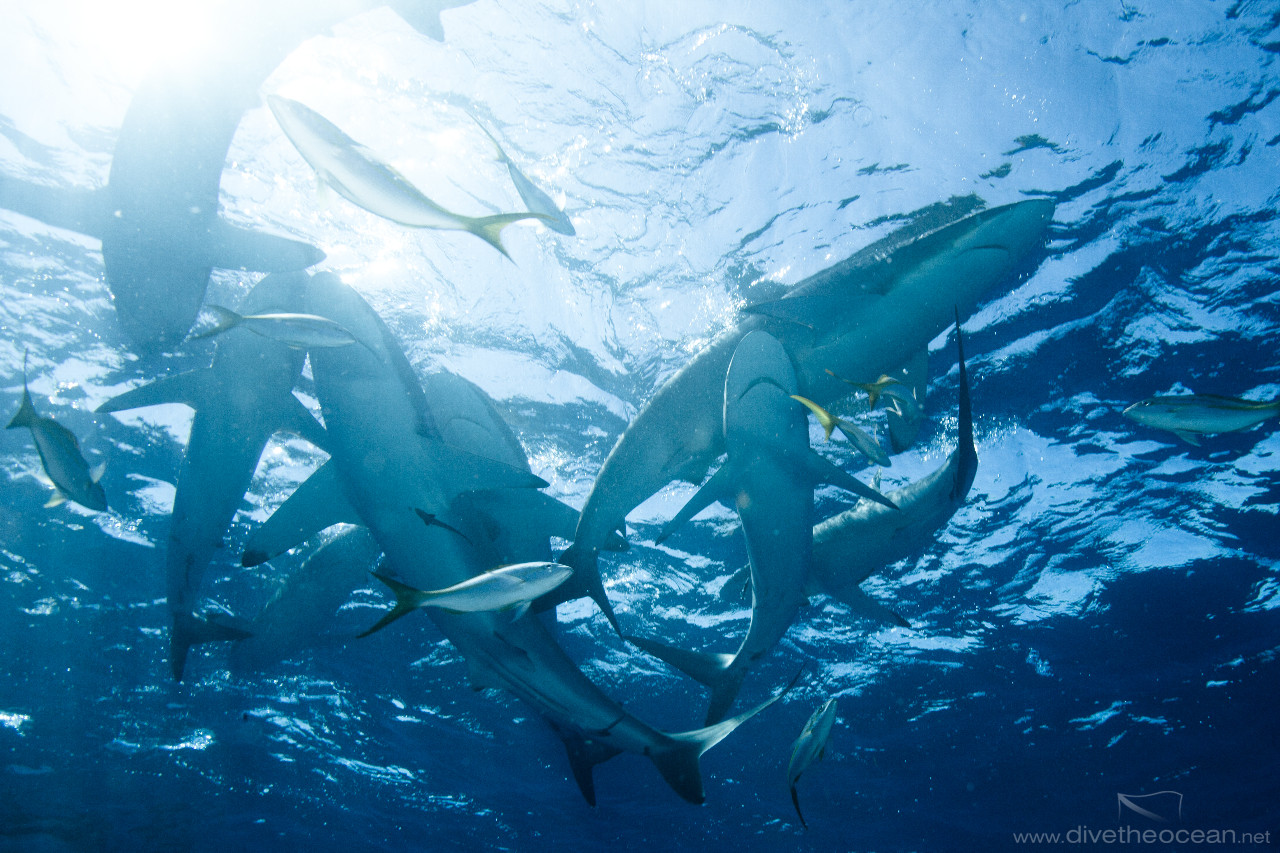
[266,94,550,258]
[7,354,106,511]
[1123,393,1280,445]
[787,697,838,829]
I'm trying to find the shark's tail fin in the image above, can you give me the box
[626,634,744,725]
[649,668,802,803]
[554,544,622,635]
[466,212,553,260]
[170,611,252,681]
[357,572,425,638]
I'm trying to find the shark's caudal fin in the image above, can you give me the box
[626,634,744,725]
[357,572,424,638]
[650,669,802,803]
[170,611,252,681]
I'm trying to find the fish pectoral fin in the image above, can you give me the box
[204,218,325,273]
[242,460,360,566]
[1173,430,1203,446]
[654,464,737,544]
[43,490,67,509]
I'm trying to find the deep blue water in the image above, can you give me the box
[1,1,1279,851]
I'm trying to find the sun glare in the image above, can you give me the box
[62,0,221,85]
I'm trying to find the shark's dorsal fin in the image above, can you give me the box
[204,219,324,274]
[95,369,214,414]
[654,464,737,544]
[241,460,361,566]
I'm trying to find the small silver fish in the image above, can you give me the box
[266,94,550,257]
[190,303,361,350]
[470,112,575,235]
[787,697,838,829]
[358,560,573,637]
[6,354,106,511]
[1123,393,1280,445]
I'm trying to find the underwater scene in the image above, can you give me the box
[1,1,1278,850]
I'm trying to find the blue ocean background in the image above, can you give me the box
[1,1,1278,850]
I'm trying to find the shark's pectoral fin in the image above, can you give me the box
[273,393,329,452]
[654,464,737,544]
[427,442,548,496]
[242,460,360,566]
[95,368,214,414]
[822,581,910,627]
[204,219,324,273]
[0,175,108,238]
[460,489,582,545]
[794,450,897,511]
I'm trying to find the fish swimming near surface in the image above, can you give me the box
[240,273,793,805]
[470,112,576,235]
[1122,392,1280,445]
[266,94,550,258]
[7,353,107,511]
[189,303,363,350]
[558,197,1053,632]
[630,331,894,725]
[97,271,329,680]
[808,317,978,627]
[0,1,474,352]
[787,696,839,829]
[358,561,573,636]
[790,394,891,467]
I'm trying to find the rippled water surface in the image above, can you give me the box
[1,2,1278,851]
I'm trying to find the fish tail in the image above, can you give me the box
[170,611,253,681]
[469,212,553,259]
[791,783,809,828]
[188,304,243,340]
[7,351,37,430]
[357,572,426,638]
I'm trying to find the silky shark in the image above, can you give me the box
[631,331,892,725]
[97,271,329,680]
[241,274,789,804]
[560,197,1053,629]
[808,319,978,626]
[0,1,473,352]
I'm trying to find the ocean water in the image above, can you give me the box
[1,1,1278,851]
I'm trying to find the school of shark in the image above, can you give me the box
[4,1,1275,828]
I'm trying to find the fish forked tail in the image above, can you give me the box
[554,543,622,635]
[357,572,425,638]
[466,212,554,259]
[625,634,745,726]
[7,351,37,430]
[649,667,803,804]
[170,610,252,682]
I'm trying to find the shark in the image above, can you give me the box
[786,696,838,829]
[239,273,790,804]
[808,318,978,626]
[630,331,892,725]
[0,1,475,352]
[97,270,329,680]
[7,353,107,511]
[559,197,1053,629]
